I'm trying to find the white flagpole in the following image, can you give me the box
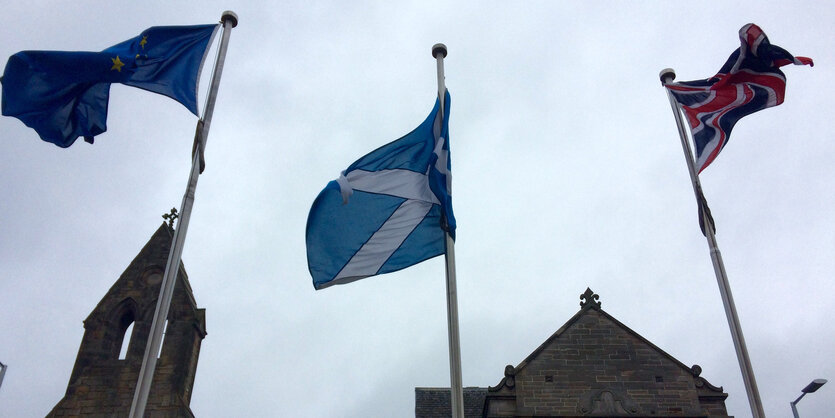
[129,11,237,418]
[660,68,765,418]
[433,43,465,418]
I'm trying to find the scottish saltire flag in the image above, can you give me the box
[665,24,812,172]
[306,91,454,290]
[1,24,218,147]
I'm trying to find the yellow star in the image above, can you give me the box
[140,35,148,49]
[111,56,125,72]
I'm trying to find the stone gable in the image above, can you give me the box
[48,223,206,417]
[417,288,730,417]
[484,289,729,417]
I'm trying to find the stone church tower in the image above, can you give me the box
[48,222,206,417]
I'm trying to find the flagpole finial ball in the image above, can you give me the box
[432,43,448,59]
[221,11,238,28]
[659,68,676,84]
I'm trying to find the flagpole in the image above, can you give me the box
[129,11,237,418]
[432,43,465,418]
[660,68,765,418]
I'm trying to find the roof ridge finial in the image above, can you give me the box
[580,287,601,308]
[162,207,179,228]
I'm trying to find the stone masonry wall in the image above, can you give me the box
[513,309,713,417]
[47,224,205,418]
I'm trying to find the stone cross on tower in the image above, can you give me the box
[162,207,179,228]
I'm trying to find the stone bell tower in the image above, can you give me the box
[48,220,206,417]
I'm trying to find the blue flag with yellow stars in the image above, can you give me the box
[1,24,218,147]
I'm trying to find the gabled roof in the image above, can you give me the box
[489,288,724,395]
[415,387,487,418]
[417,288,729,417]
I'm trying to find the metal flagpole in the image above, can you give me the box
[129,11,237,418]
[433,43,465,418]
[660,68,766,418]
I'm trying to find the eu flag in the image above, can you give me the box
[1,24,218,147]
[306,91,454,290]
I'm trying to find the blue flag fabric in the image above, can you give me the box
[306,91,454,290]
[1,24,218,147]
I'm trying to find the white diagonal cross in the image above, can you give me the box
[333,169,439,281]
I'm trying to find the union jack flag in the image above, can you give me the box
[665,24,813,173]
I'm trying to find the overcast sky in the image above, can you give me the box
[1,1,833,417]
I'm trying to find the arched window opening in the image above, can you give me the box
[115,309,136,360]
[118,322,134,359]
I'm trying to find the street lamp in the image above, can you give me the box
[790,378,827,418]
